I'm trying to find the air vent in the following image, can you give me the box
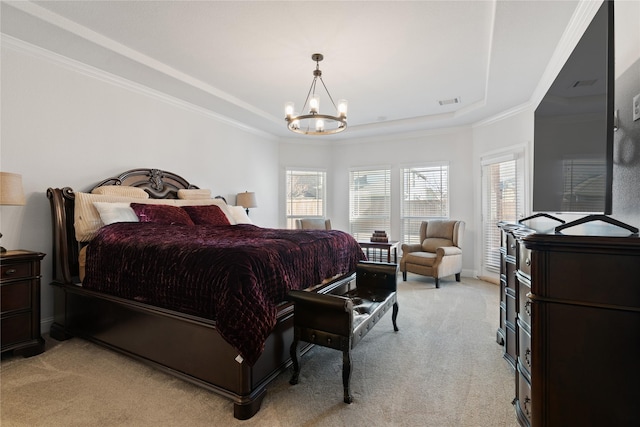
[438,97,461,106]
[571,79,597,88]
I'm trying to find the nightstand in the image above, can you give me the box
[1,250,46,357]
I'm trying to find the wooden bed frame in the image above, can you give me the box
[47,168,354,420]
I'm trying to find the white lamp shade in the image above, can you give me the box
[0,172,26,206]
[236,191,257,209]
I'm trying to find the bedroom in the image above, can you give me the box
[1,0,639,425]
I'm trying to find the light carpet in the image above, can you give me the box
[1,276,518,427]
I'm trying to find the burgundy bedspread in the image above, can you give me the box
[83,223,365,365]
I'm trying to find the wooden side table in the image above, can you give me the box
[358,241,399,264]
[1,250,46,357]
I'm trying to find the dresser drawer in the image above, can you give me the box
[518,320,532,378]
[1,262,32,281]
[518,280,532,329]
[516,366,532,427]
[518,244,532,277]
[1,281,31,313]
[1,312,32,347]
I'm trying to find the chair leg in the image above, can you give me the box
[402,271,407,281]
[342,348,353,404]
[392,302,399,332]
[455,272,461,282]
[435,277,440,288]
[289,337,300,385]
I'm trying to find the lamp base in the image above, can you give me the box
[0,247,6,253]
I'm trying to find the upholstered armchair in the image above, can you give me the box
[295,218,332,230]
[400,220,465,288]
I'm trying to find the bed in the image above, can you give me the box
[47,168,364,419]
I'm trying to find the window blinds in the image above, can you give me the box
[349,168,391,241]
[400,164,449,245]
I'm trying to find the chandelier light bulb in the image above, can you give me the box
[316,119,325,132]
[309,95,320,114]
[285,102,295,118]
[338,99,348,118]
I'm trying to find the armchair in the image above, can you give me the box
[400,220,465,288]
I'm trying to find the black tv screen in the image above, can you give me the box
[533,0,614,214]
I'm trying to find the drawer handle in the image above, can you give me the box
[525,258,531,266]
[525,300,532,316]
[510,244,516,249]
[4,268,17,276]
[525,348,531,368]
[523,397,531,417]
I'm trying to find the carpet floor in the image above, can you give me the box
[1,275,519,426]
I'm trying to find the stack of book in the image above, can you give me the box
[370,230,388,243]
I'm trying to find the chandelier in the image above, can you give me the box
[285,53,347,135]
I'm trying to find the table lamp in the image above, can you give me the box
[236,191,257,215]
[0,172,26,252]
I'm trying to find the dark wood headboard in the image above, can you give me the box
[47,168,198,285]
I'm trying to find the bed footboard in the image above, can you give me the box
[50,273,355,419]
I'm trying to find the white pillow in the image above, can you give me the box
[177,189,212,199]
[91,185,149,199]
[228,205,253,224]
[93,202,139,225]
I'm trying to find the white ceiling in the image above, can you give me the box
[2,1,599,141]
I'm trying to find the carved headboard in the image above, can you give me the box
[47,168,198,285]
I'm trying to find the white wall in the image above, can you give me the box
[1,42,279,332]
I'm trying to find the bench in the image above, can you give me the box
[288,261,399,403]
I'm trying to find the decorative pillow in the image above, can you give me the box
[177,189,212,199]
[182,205,231,226]
[228,205,253,225]
[93,202,139,225]
[173,199,236,225]
[91,185,149,199]
[130,203,194,226]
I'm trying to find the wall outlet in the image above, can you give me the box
[634,93,640,121]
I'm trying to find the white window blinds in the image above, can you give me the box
[400,164,449,245]
[349,168,391,241]
[482,155,524,273]
[286,169,326,229]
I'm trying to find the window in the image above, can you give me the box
[481,152,525,274]
[285,169,326,229]
[400,164,449,245]
[349,168,391,241]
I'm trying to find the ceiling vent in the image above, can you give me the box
[571,79,597,88]
[438,97,461,106]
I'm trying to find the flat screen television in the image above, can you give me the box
[533,0,614,214]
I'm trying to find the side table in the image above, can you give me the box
[1,250,46,357]
[358,241,399,264]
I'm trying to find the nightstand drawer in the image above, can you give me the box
[1,281,31,313]
[1,312,32,346]
[1,262,32,281]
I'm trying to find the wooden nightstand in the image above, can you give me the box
[1,250,46,357]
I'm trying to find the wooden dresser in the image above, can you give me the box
[1,250,46,357]
[498,220,640,426]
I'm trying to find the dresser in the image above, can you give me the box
[498,221,640,426]
[1,250,46,357]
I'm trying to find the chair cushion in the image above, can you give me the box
[426,221,456,239]
[422,237,454,253]
[403,251,437,267]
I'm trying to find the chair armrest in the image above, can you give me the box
[288,290,353,312]
[436,246,462,257]
[356,261,398,292]
[401,243,422,253]
[288,290,353,336]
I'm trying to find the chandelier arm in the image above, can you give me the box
[318,76,339,109]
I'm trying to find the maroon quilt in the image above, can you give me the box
[83,223,365,366]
